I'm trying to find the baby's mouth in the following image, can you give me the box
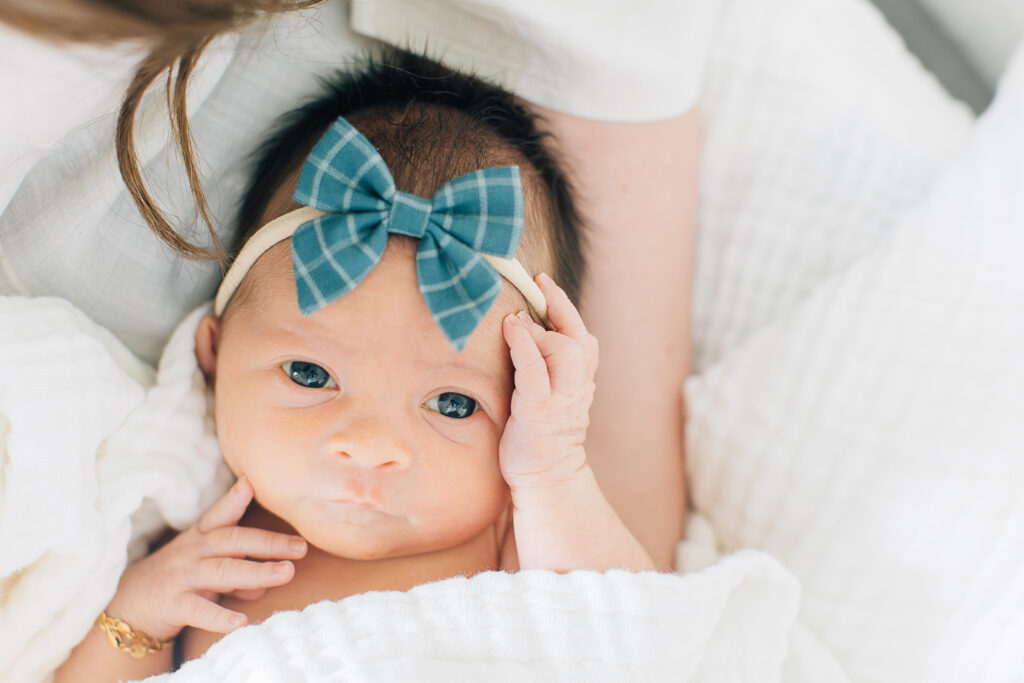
[332,478,384,507]
[329,498,378,509]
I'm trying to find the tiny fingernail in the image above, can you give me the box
[274,562,291,574]
[230,614,245,626]
[517,310,531,321]
[289,538,306,552]
[538,272,554,285]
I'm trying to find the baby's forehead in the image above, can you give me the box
[230,238,518,379]
[221,241,293,317]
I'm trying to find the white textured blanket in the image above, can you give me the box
[685,2,1024,681]
[0,303,230,683]
[144,559,802,683]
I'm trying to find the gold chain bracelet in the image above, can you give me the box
[96,611,172,659]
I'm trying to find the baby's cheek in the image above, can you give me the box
[424,462,507,531]
[215,400,284,485]
[474,467,512,525]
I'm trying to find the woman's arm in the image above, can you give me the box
[532,107,699,570]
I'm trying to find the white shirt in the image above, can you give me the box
[0,0,716,362]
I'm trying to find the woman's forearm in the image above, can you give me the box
[531,106,699,569]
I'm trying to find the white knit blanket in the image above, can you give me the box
[683,2,1024,680]
[144,559,804,683]
[0,302,232,683]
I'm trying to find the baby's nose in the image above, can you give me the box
[335,446,409,470]
[328,427,411,471]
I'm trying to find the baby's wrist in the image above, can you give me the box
[106,583,179,643]
[504,444,588,491]
[508,462,599,510]
[509,464,655,573]
[95,610,175,659]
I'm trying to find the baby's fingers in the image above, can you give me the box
[536,273,585,338]
[524,325,587,398]
[503,312,550,400]
[226,588,267,601]
[193,557,295,594]
[505,311,589,398]
[197,476,254,533]
[536,273,599,378]
[203,526,307,561]
[177,593,248,634]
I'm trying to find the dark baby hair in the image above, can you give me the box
[234,50,585,305]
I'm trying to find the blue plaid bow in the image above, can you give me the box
[290,118,524,351]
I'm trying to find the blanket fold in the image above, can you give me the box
[142,556,802,683]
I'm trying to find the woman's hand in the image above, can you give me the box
[104,476,307,641]
[499,272,599,494]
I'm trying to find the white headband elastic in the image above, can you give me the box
[214,207,549,323]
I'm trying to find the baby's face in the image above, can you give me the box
[199,240,517,560]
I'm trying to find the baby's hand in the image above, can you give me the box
[499,273,599,493]
[104,477,307,641]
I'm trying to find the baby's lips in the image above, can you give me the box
[335,479,384,506]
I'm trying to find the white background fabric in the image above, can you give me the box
[0,302,230,683]
[917,0,1024,85]
[0,1,370,363]
[685,0,1024,679]
[0,30,143,216]
[349,0,717,122]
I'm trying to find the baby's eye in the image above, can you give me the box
[282,361,337,389]
[425,392,477,419]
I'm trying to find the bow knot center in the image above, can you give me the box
[387,191,433,239]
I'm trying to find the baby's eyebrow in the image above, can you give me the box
[432,356,510,405]
[433,360,498,385]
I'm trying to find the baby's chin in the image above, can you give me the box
[293,513,503,563]
[303,528,422,561]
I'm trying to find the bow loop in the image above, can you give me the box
[293,122,395,214]
[289,118,525,350]
[388,192,433,239]
[427,167,523,259]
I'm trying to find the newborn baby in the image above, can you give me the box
[56,52,652,682]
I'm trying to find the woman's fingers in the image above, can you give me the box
[203,526,307,560]
[197,476,254,533]
[177,593,248,634]
[192,557,295,593]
